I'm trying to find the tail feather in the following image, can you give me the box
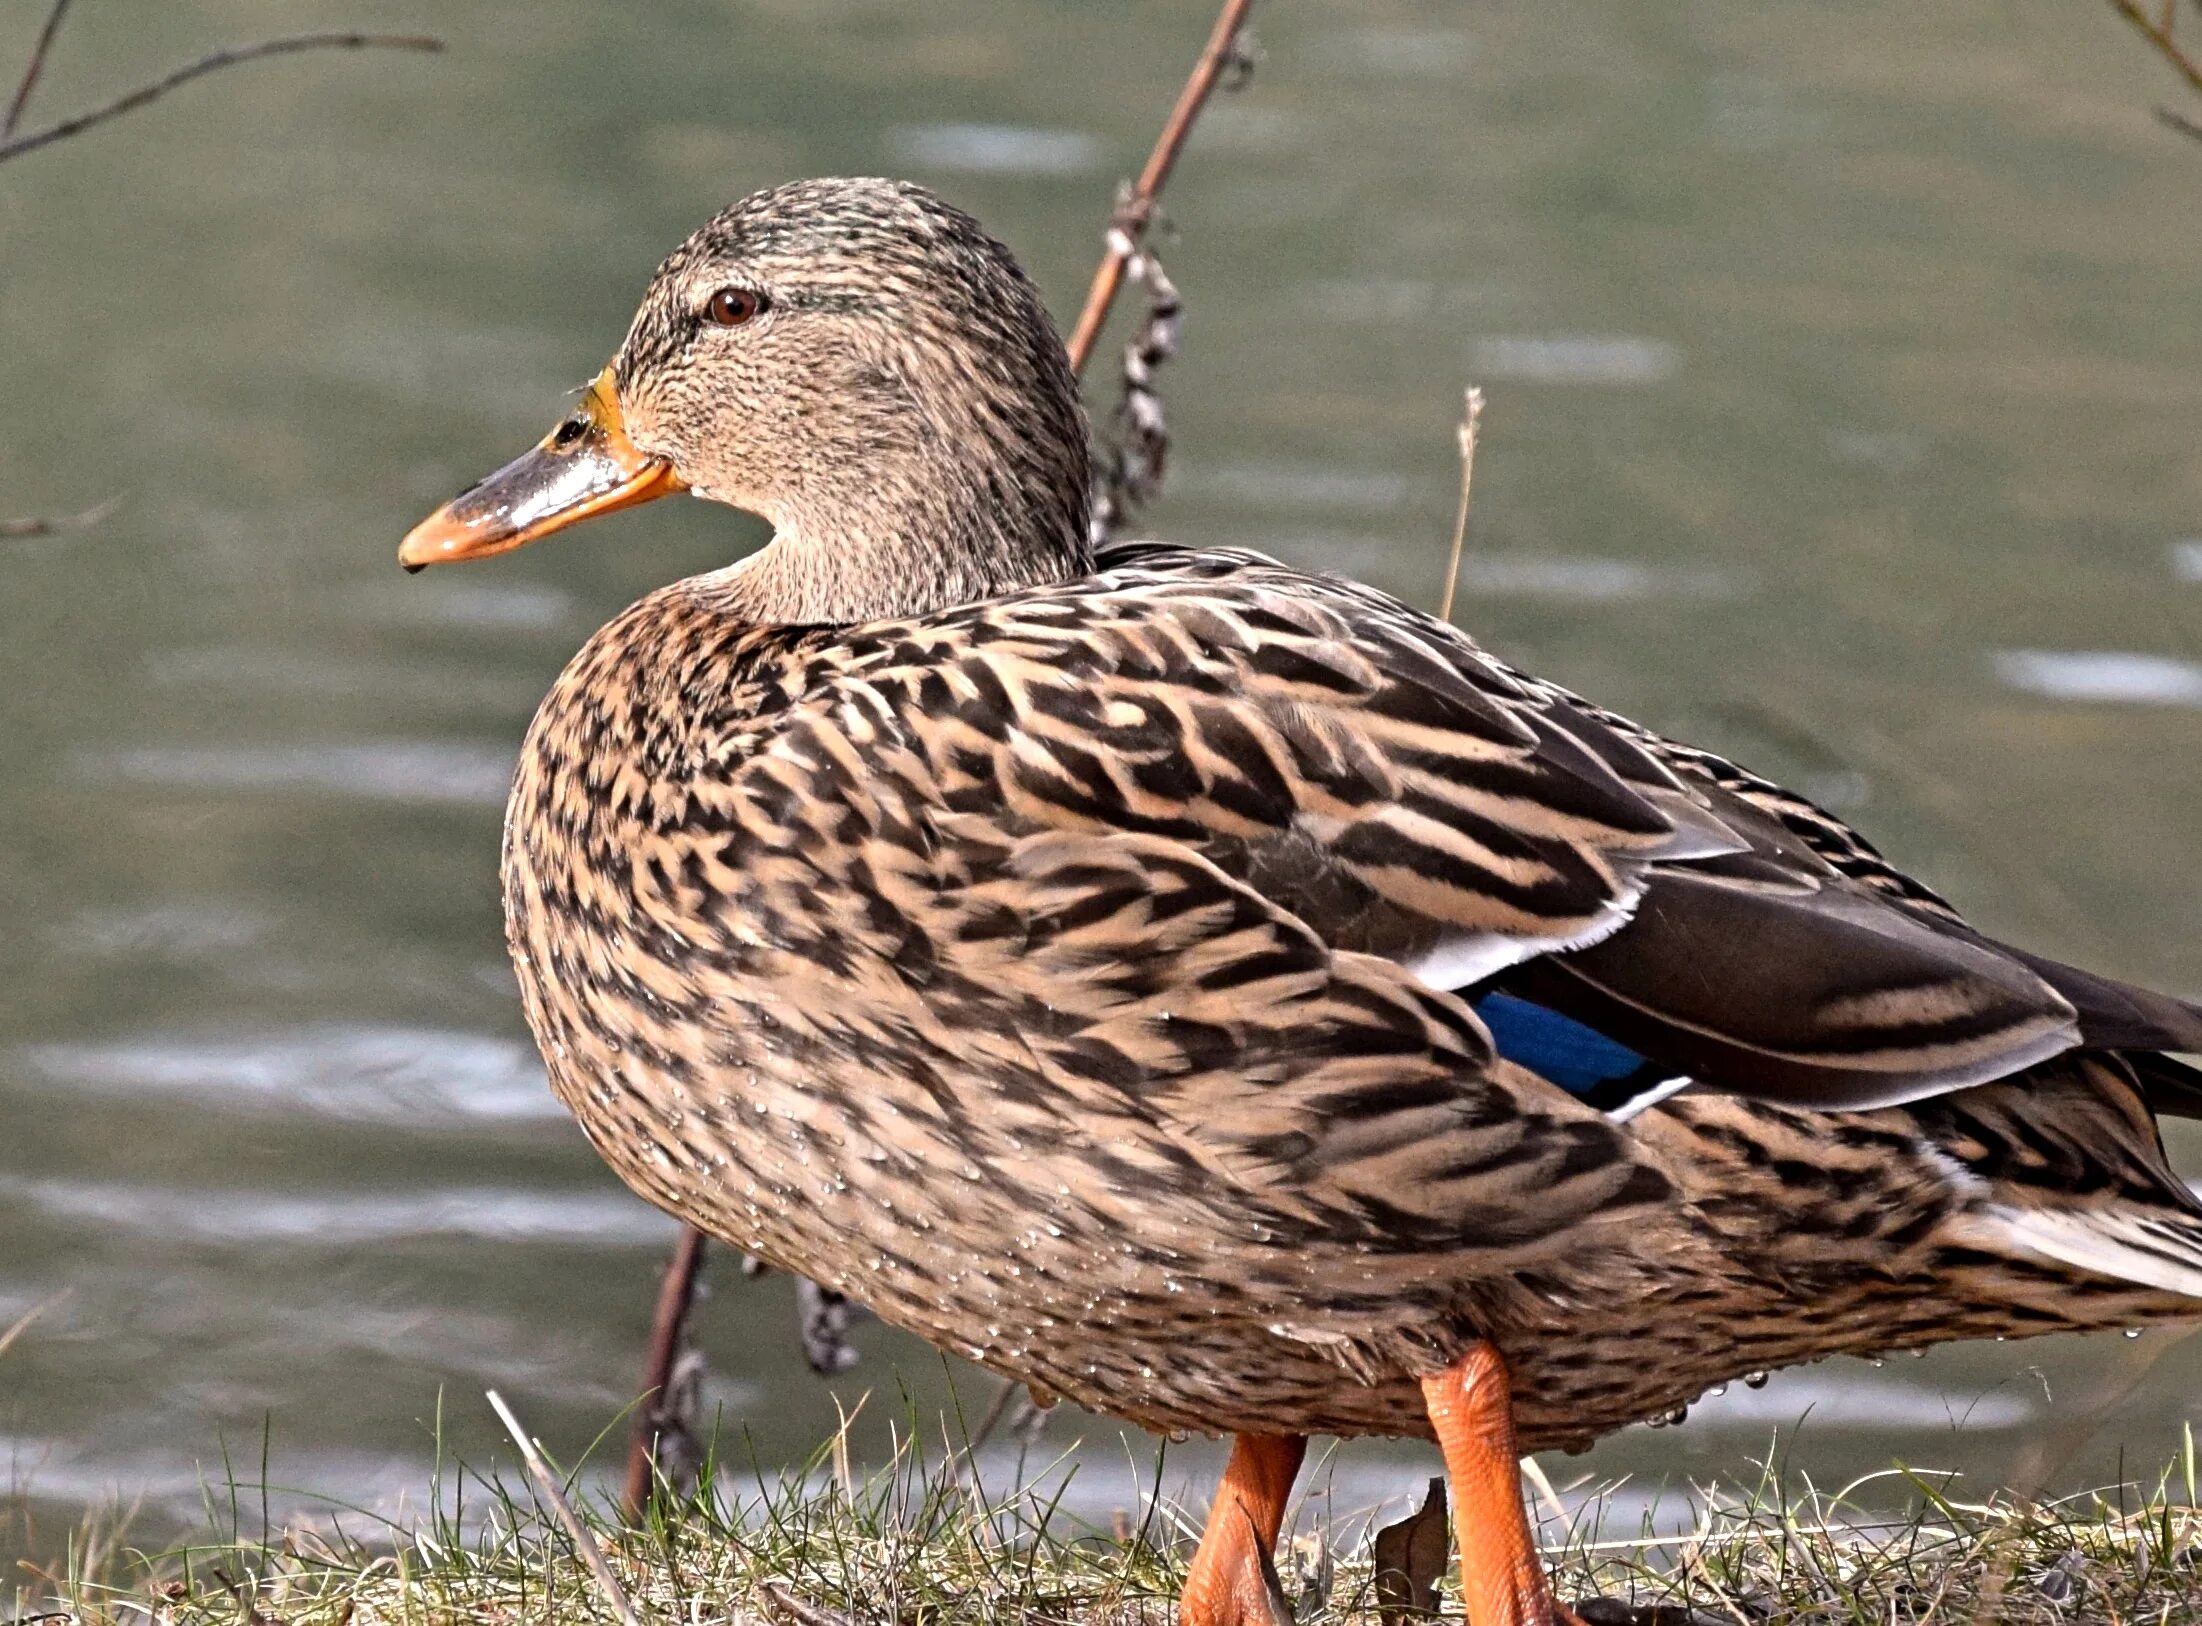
[1985,1204,2202,1301]
[2001,944,2202,1056]
[2134,1051,2202,1122]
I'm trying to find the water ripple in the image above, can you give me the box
[0,1176,671,1248]
[1450,554,1733,601]
[1993,650,2202,708]
[887,123,1102,175]
[76,742,516,805]
[22,1025,557,1126]
[1469,335,1681,385]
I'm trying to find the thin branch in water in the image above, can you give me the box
[945,1373,1049,1486]
[486,1389,644,1626]
[1,494,122,540]
[1063,0,1256,376]
[2158,102,2202,141]
[0,32,442,165]
[3,0,73,138]
[2104,0,2202,102]
[1436,387,1485,624]
[620,1224,708,1520]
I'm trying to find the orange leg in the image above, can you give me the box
[1179,1433,1308,1626]
[1421,1343,1574,1626]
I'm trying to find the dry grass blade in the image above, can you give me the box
[0,32,442,164]
[20,1437,2202,1626]
[0,1289,70,1360]
[1520,1453,1572,1534]
[3,0,74,138]
[1436,387,1484,625]
[1063,0,1256,376]
[484,1388,643,1626]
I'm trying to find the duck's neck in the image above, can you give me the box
[704,435,1095,627]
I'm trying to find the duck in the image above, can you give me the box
[400,177,2202,1626]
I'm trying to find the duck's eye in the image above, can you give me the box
[707,287,767,327]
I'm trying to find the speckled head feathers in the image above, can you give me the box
[611,178,1095,623]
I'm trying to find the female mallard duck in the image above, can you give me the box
[402,178,2202,1626]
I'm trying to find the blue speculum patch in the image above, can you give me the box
[1469,990,1680,1114]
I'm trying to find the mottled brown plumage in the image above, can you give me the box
[404,178,2202,1624]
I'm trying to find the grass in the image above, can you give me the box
[12,1410,2202,1626]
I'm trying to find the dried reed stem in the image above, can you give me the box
[1063,0,1256,375]
[1436,387,1485,624]
[486,1389,644,1626]
[621,1224,708,1520]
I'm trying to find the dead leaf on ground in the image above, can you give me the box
[1372,1477,1449,1626]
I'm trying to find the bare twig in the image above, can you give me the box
[1,494,122,541]
[1435,387,1485,624]
[758,1581,862,1626]
[3,0,73,138]
[207,1569,276,1626]
[0,32,441,165]
[1088,240,1183,544]
[2104,0,2202,137]
[620,1224,708,1520]
[943,1371,1052,1488]
[486,1389,644,1626]
[1063,0,1256,375]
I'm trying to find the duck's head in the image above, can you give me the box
[401,177,1093,622]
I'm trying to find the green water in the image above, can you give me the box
[3,0,2199,1556]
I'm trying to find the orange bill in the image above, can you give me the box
[398,366,684,571]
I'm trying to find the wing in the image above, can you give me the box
[848,542,2200,1114]
[652,627,1668,1258]
[911,819,1671,1255]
